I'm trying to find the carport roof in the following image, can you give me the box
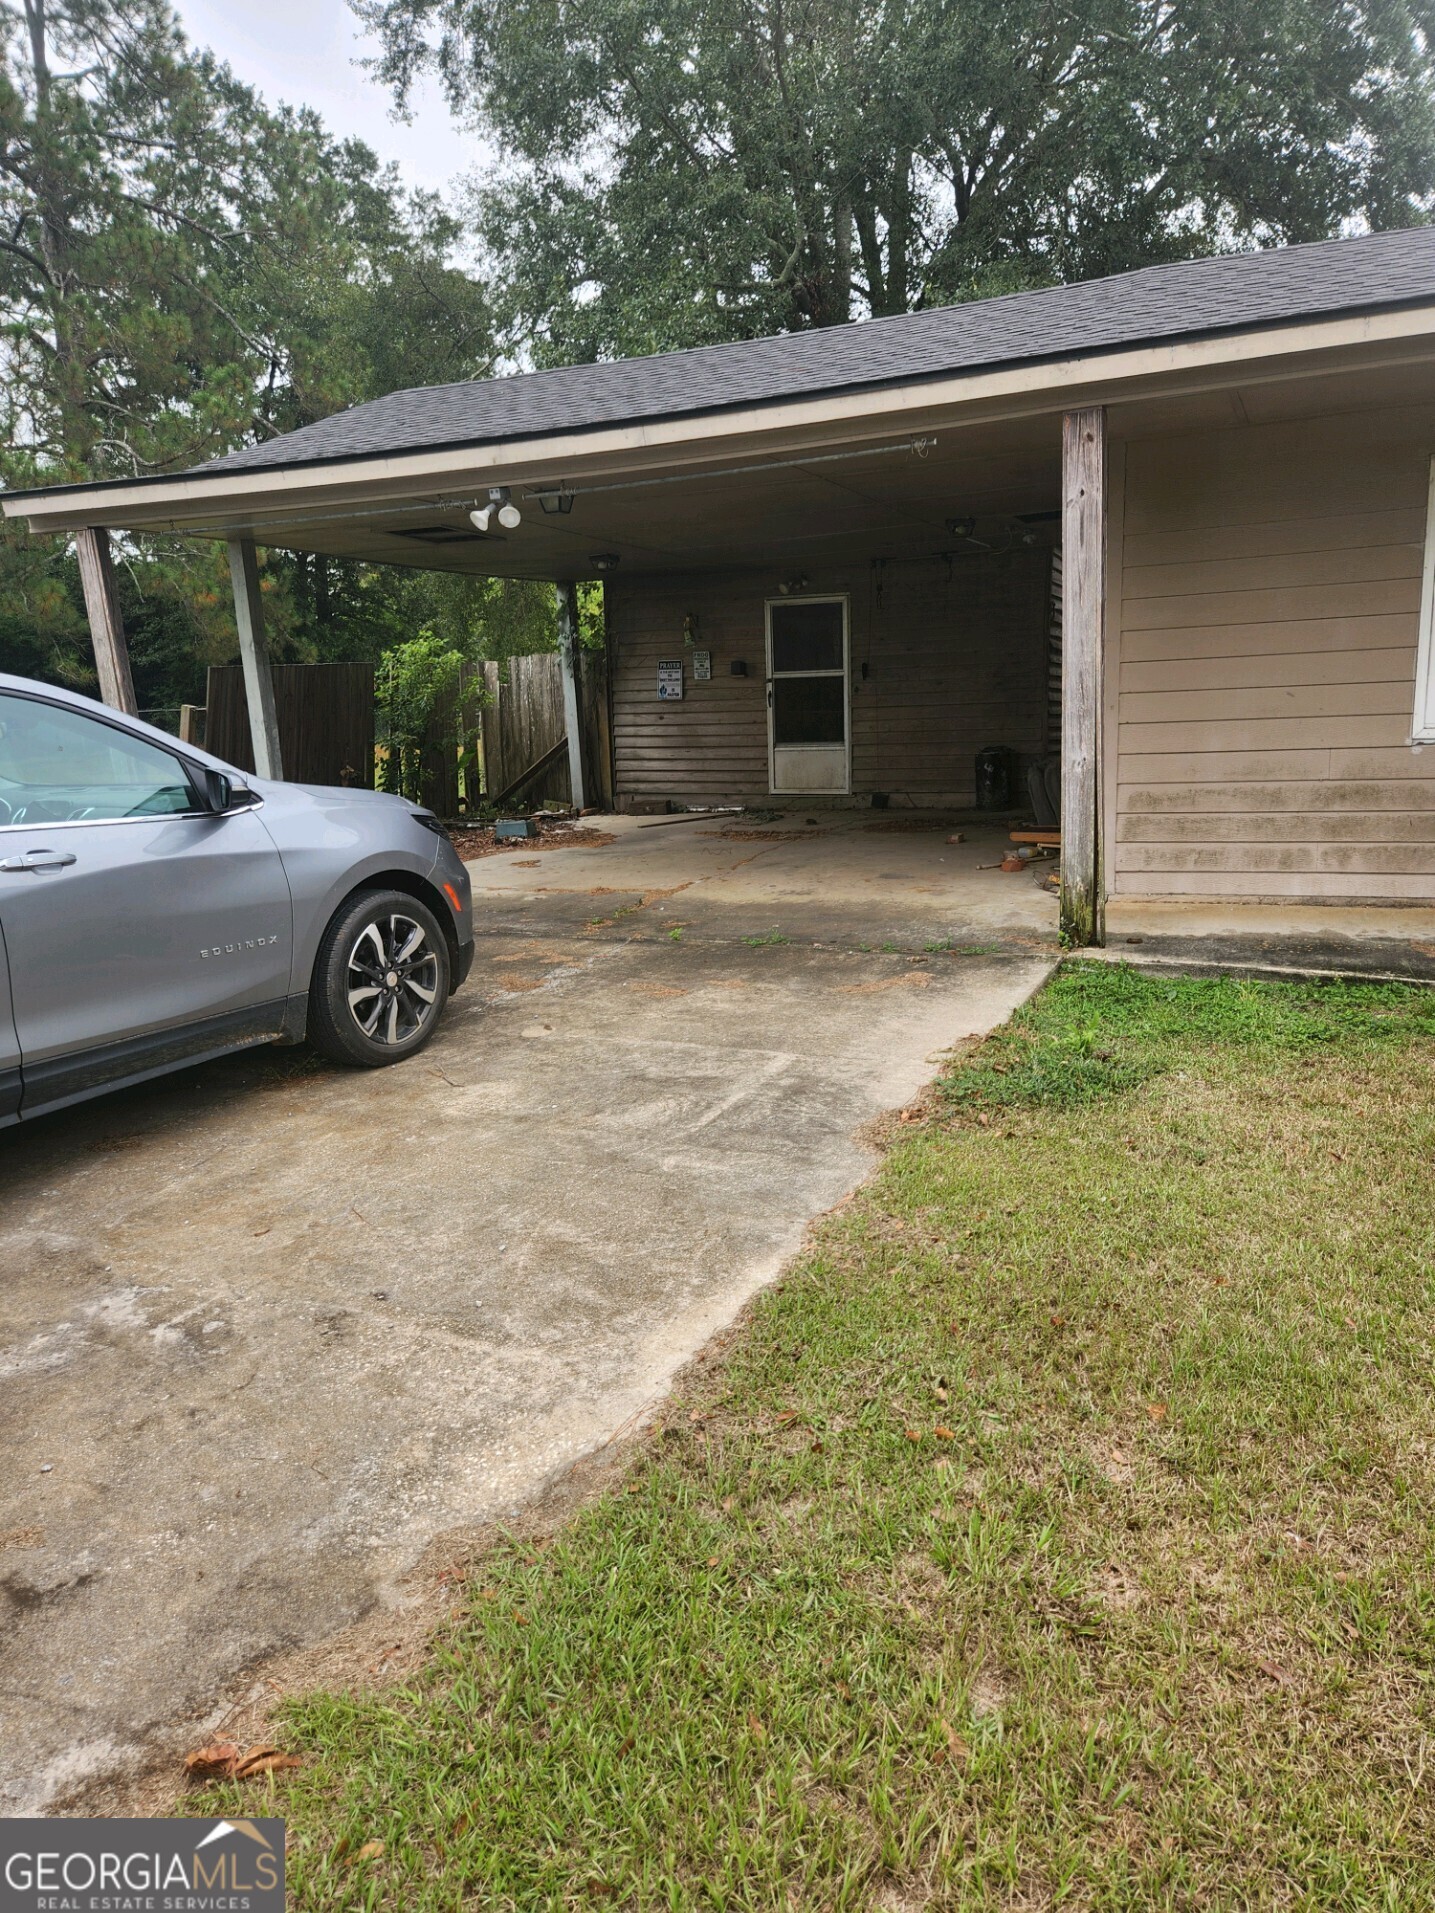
[190,225,1435,477]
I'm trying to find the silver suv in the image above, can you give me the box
[0,673,473,1125]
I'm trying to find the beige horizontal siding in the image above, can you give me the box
[1120,811,1435,843]
[1116,869,1435,899]
[1123,779,1435,813]
[1122,506,1427,569]
[1122,646,1414,694]
[1124,576,1421,633]
[1121,612,1417,664]
[1125,540,1421,602]
[1121,746,1435,784]
[1113,403,1435,902]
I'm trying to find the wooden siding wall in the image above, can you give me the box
[607,550,1049,806]
[1114,404,1435,900]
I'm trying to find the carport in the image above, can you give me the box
[11,228,1435,950]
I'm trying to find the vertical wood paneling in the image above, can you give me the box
[481,654,569,805]
[206,662,374,788]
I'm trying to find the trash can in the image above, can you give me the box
[975,745,1014,810]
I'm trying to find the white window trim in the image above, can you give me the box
[1413,456,1435,742]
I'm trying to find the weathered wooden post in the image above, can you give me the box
[75,527,138,715]
[555,580,586,811]
[226,536,283,780]
[1060,407,1106,946]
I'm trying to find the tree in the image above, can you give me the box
[355,0,1435,360]
[0,0,520,713]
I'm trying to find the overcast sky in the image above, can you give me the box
[175,0,482,196]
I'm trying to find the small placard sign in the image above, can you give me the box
[657,659,684,700]
[692,649,712,681]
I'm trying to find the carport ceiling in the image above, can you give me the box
[168,414,1063,580]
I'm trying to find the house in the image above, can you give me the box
[9,225,1435,946]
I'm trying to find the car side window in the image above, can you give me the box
[0,694,196,827]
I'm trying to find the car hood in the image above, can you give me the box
[251,778,426,818]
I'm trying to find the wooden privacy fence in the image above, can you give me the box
[481,654,566,806]
[204,648,612,812]
[481,650,613,811]
[206,661,374,787]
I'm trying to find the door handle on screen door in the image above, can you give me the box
[0,848,77,871]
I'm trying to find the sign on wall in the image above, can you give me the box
[692,650,712,681]
[657,659,684,700]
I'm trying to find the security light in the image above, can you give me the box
[535,485,575,515]
[471,486,519,534]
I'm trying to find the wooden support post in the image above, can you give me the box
[226,536,283,780]
[555,580,586,812]
[74,527,138,714]
[1060,407,1106,947]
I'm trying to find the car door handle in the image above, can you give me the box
[0,848,77,872]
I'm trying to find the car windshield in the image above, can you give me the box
[0,693,195,824]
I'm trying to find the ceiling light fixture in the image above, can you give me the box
[589,552,620,572]
[534,484,575,515]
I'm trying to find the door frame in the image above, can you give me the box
[764,593,851,794]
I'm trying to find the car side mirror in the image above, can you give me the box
[202,769,259,814]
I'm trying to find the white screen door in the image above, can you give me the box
[766,596,850,793]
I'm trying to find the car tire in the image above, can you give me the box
[308,887,451,1068]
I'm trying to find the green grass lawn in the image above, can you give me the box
[212,965,1435,1908]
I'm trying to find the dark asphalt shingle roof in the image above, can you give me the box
[203,227,1435,476]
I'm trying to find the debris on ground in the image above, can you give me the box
[182,1740,301,1783]
[710,827,821,841]
[862,817,955,832]
[446,816,617,860]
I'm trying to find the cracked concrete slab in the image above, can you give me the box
[0,812,1054,1812]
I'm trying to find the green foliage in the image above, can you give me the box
[358,0,1435,359]
[375,631,469,800]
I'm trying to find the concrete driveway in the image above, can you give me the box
[1,812,1054,1813]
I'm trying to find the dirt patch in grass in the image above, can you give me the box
[182,966,1435,1908]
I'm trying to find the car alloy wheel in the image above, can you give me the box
[345,911,441,1048]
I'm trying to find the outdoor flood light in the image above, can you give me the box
[471,486,520,533]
